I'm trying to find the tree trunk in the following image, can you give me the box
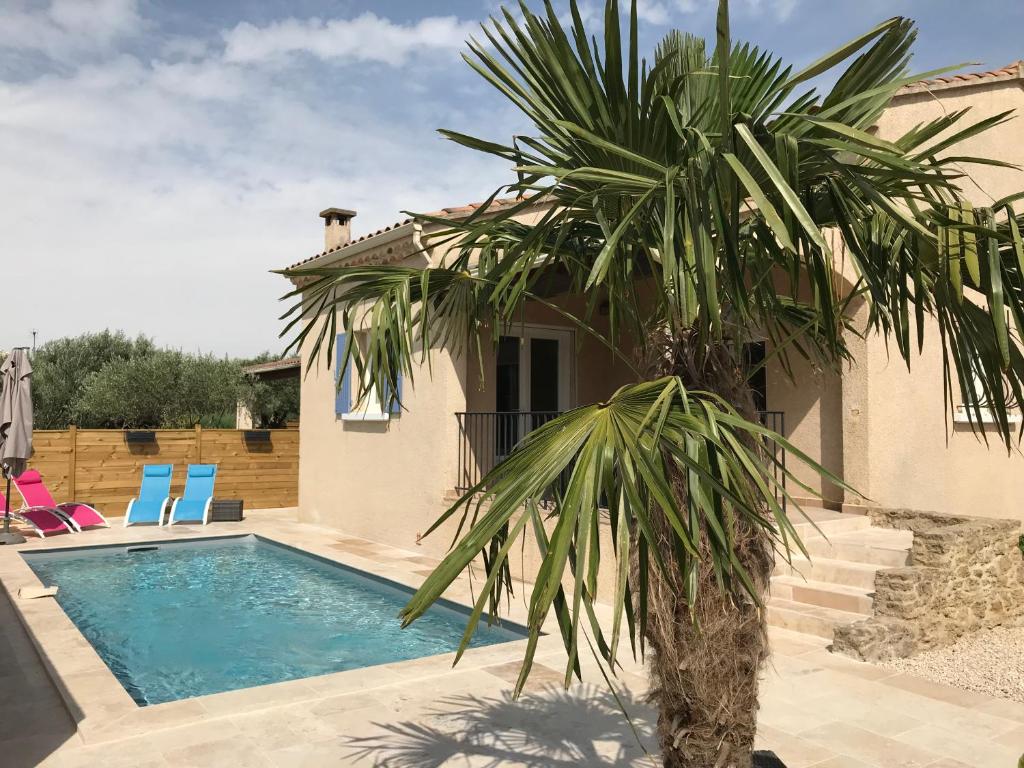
[643,513,772,767]
[637,336,775,767]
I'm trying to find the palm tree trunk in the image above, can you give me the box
[637,337,775,767]
[643,512,772,767]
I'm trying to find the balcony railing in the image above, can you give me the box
[455,410,787,508]
[455,411,561,492]
[758,410,787,509]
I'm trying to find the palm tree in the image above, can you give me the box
[282,1,1024,765]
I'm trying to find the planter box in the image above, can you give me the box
[209,499,244,522]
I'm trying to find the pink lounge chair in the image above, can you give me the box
[0,489,71,538]
[14,470,109,531]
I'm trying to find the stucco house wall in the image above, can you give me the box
[296,234,471,552]
[761,65,1024,519]
[766,352,844,506]
[838,68,1024,518]
[293,205,573,559]
[289,61,1024,545]
[859,311,1024,519]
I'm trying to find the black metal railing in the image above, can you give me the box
[455,409,787,507]
[455,411,561,492]
[757,410,787,510]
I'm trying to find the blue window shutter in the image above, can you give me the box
[335,333,351,415]
[388,371,403,414]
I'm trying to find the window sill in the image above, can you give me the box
[341,411,390,423]
[953,406,1023,424]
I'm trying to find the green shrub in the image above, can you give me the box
[28,331,254,429]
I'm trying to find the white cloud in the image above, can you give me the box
[160,35,213,62]
[0,0,142,58]
[770,0,800,22]
[744,0,800,22]
[672,0,800,20]
[636,0,671,25]
[221,13,479,67]
[0,6,514,355]
[150,58,251,101]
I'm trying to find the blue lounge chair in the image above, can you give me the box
[124,465,173,527]
[168,464,217,525]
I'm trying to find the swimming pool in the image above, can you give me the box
[23,535,526,706]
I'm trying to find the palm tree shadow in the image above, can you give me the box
[342,683,659,767]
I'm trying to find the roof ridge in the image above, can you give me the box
[895,59,1023,96]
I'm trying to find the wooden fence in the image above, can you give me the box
[25,427,298,515]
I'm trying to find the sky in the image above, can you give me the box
[0,0,1021,357]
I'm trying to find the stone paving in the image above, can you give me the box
[0,510,1020,767]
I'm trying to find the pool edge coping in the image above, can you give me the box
[0,520,558,746]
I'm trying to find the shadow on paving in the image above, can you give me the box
[342,684,660,767]
[0,588,80,768]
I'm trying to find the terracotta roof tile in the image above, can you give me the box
[286,218,414,269]
[896,60,1023,96]
[284,195,532,271]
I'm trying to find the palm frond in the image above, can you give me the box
[398,378,849,692]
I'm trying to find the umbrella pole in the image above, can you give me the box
[0,467,26,546]
[0,345,30,546]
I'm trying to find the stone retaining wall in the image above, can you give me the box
[833,508,1024,662]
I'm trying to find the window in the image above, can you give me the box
[954,367,1021,424]
[334,332,402,422]
[344,364,390,421]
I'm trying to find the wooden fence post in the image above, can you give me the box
[68,425,77,499]
[195,424,203,463]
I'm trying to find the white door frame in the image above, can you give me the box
[501,324,575,411]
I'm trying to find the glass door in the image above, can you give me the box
[494,326,574,457]
[495,336,521,458]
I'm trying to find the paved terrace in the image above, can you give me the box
[0,510,1021,767]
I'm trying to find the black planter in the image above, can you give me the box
[753,751,787,768]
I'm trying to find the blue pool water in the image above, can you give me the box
[23,535,525,706]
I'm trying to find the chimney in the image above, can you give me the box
[319,207,357,251]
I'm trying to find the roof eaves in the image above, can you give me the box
[242,356,301,375]
[894,60,1024,98]
[284,218,415,271]
[281,194,541,272]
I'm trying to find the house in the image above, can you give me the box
[236,356,301,429]
[282,61,1024,560]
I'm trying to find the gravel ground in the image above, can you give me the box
[881,624,1024,703]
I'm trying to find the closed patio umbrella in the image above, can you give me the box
[0,347,33,545]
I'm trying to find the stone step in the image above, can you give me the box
[799,528,913,568]
[766,597,865,639]
[773,556,881,590]
[769,575,874,615]
[789,510,872,540]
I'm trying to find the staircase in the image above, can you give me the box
[767,508,913,639]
